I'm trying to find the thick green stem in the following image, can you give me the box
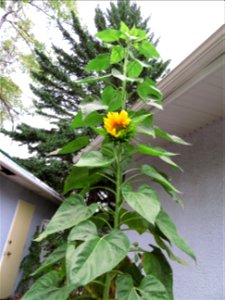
[121,42,130,109]
[103,272,111,300]
[114,148,122,229]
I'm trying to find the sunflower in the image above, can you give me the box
[104,110,131,138]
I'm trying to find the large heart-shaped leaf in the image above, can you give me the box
[116,274,168,300]
[156,209,196,261]
[139,275,169,300]
[76,151,115,168]
[35,196,98,241]
[122,184,160,224]
[116,274,141,300]
[22,271,75,300]
[68,220,98,242]
[32,244,67,276]
[85,53,110,71]
[66,230,130,286]
[143,248,173,300]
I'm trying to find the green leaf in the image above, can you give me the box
[143,248,173,300]
[22,271,75,300]
[156,210,196,261]
[71,111,103,129]
[74,74,111,84]
[122,184,160,224]
[84,111,103,127]
[91,212,110,230]
[127,60,143,78]
[141,165,183,206]
[138,41,160,59]
[116,273,168,300]
[116,274,141,300]
[130,26,148,41]
[137,80,162,101]
[153,234,189,266]
[120,210,149,234]
[68,220,98,242]
[58,136,89,154]
[138,144,176,157]
[120,21,130,34]
[130,110,154,137]
[139,275,169,300]
[141,165,179,194]
[66,230,130,286]
[76,151,114,168]
[80,100,108,116]
[91,126,107,136]
[110,46,125,64]
[102,86,123,111]
[154,127,190,145]
[35,196,98,241]
[160,156,182,170]
[137,123,155,138]
[63,167,89,194]
[96,29,121,42]
[32,244,67,276]
[112,68,143,82]
[70,111,83,129]
[85,54,110,71]
[132,112,152,125]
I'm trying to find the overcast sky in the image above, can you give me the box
[77,0,224,68]
[1,0,224,158]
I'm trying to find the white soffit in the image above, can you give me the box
[0,151,62,204]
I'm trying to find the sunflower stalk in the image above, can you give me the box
[22,21,195,300]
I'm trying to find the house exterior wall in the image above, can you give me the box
[129,118,224,300]
[0,175,58,291]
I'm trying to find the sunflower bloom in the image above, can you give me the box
[104,110,131,138]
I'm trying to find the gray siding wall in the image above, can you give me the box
[128,118,224,300]
[0,175,58,290]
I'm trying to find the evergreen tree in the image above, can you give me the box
[2,0,170,193]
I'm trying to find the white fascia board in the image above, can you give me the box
[0,152,62,204]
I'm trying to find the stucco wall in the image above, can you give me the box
[0,175,58,290]
[128,118,224,300]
